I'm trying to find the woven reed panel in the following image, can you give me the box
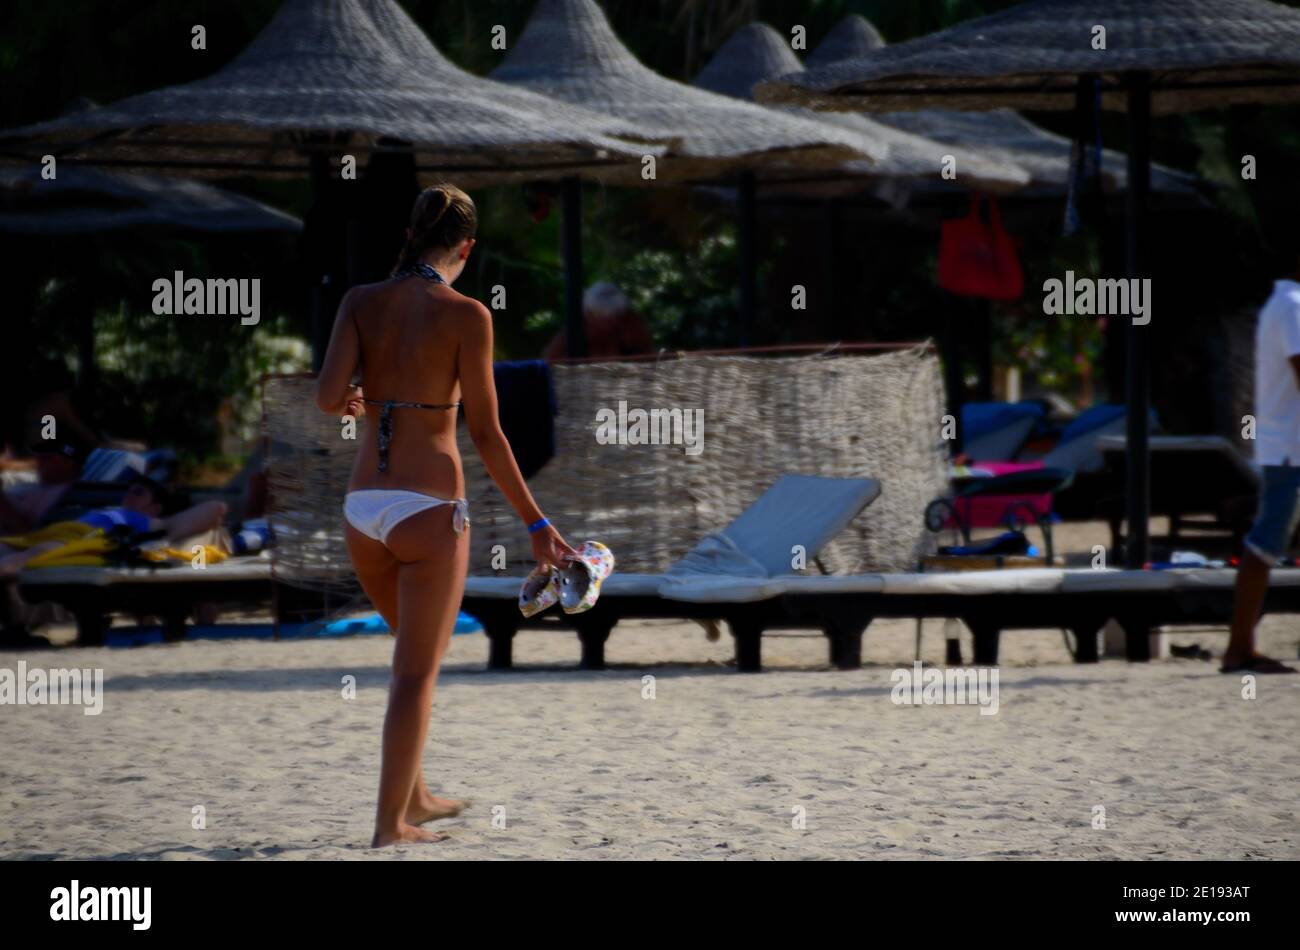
[263,347,947,589]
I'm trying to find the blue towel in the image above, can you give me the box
[493,360,556,479]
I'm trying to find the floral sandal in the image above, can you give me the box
[518,565,560,618]
[560,541,616,614]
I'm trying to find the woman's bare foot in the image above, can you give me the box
[371,823,450,847]
[405,794,470,826]
[1220,652,1297,674]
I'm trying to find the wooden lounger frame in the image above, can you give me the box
[463,571,1300,673]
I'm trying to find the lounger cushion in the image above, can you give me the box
[463,474,882,605]
[18,555,271,587]
[776,574,886,594]
[659,575,788,602]
[464,572,666,600]
[1061,567,1300,592]
[1039,405,1154,474]
[675,473,881,579]
[962,402,1044,462]
[878,568,1067,594]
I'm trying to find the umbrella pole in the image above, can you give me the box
[561,176,588,358]
[1124,72,1152,568]
[307,152,339,371]
[738,170,757,346]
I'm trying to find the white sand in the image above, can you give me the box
[2,611,1297,860]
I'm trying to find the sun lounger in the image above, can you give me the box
[1097,434,1260,555]
[961,401,1045,462]
[927,466,1074,560]
[1036,407,1159,520]
[778,566,1300,666]
[15,555,276,645]
[460,474,882,671]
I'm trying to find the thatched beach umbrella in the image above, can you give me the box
[0,0,652,178]
[491,0,886,178]
[694,23,1030,195]
[0,0,659,362]
[757,0,1300,568]
[804,14,887,71]
[490,0,891,346]
[357,0,670,174]
[805,15,1202,199]
[0,165,301,235]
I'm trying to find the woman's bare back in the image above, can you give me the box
[346,278,469,497]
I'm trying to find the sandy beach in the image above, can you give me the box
[3,610,1297,861]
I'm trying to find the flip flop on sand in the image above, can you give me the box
[1219,655,1297,674]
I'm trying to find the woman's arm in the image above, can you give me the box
[314,289,362,415]
[457,300,576,567]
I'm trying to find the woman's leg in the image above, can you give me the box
[364,505,468,847]
[344,524,435,844]
[346,523,465,825]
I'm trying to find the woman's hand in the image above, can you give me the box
[343,386,366,419]
[531,524,578,570]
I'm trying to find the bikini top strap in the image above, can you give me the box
[362,399,459,410]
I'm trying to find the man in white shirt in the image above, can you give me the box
[1228,276,1300,673]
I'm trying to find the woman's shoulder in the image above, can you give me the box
[436,287,492,326]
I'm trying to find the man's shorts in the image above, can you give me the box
[1244,464,1300,565]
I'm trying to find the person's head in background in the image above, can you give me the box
[542,281,653,360]
[122,476,171,519]
[392,184,477,284]
[584,282,631,324]
[29,434,89,485]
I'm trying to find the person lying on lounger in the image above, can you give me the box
[0,476,227,577]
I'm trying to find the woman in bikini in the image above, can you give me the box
[315,184,576,847]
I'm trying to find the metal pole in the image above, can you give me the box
[1124,72,1152,567]
[561,176,587,358]
[941,294,965,455]
[737,170,757,346]
[975,298,994,402]
[307,152,334,372]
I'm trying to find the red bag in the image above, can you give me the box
[937,196,1024,300]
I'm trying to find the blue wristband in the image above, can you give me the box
[527,517,550,535]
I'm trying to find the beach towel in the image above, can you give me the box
[4,520,228,569]
[1,520,98,550]
[493,360,556,479]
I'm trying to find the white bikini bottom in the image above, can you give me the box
[343,489,469,545]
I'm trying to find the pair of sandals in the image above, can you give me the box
[519,540,615,617]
